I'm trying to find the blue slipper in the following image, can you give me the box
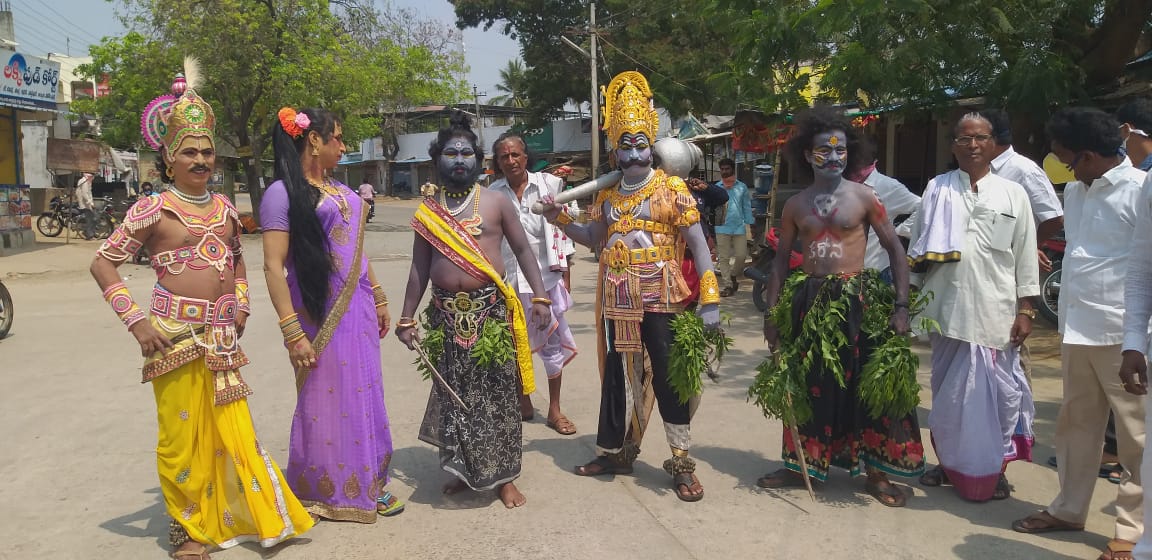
[376,491,405,517]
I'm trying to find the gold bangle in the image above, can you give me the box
[531,297,553,306]
[396,317,417,329]
[278,313,299,327]
[551,211,573,227]
[698,269,721,305]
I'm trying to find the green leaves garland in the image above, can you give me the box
[414,305,516,378]
[668,311,734,404]
[414,307,445,381]
[748,270,938,425]
[471,315,516,368]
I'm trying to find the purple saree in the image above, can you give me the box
[261,180,394,523]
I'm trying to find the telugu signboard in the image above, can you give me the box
[0,50,61,111]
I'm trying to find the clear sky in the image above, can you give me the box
[13,0,520,100]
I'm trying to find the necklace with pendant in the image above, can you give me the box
[168,187,213,205]
[309,178,350,223]
[440,185,483,236]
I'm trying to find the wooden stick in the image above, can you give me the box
[413,332,470,412]
[785,394,816,502]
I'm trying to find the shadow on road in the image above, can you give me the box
[952,533,1088,560]
[97,487,166,550]
[389,445,507,510]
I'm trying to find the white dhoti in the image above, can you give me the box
[928,334,1035,501]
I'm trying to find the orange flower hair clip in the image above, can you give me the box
[278,107,310,138]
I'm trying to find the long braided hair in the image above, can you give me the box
[271,108,340,322]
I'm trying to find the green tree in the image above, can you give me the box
[452,0,738,125]
[490,59,529,107]
[711,0,1152,144]
[75,0,465,220]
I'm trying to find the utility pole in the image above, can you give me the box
[472,85,487,151]
[590,1,599,179]
[560,2,600,179]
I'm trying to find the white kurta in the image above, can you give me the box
[909,170,1040,349]
[1060,159,1147,346]
[492,172,567,293]
[862,170,921,272]
[990,146,1064,227]
[910,169,1039,502]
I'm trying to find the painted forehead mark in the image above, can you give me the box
[828,136,839,146]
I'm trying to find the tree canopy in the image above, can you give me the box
[490,59,529,107]
[454,0,1152,124]
[452,0,737,125]
[76,0,466,217]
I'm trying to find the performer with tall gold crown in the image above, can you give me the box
[89,59,313,558]
[540,71,720,502]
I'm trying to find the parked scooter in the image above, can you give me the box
[1037,231,1065,326]
[0,277,12,339]
[743,226,805,312]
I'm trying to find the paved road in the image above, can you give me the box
[0,200,1118,559]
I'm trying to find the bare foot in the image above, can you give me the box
[442,478,469,495]
[498,482,526,508]
[519,395,534,421]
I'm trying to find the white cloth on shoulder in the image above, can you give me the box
[908,170,968,265]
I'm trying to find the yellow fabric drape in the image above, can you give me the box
[153,360,313,548]
[413,203,536,395]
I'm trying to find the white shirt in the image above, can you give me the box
[75,176,94,210]
[863,170,921,271]
[490,171,564,293]
[1123,172,1152,353]
[1060,160,1146,346]
[910,170,1040,349]
[990,146,1064,226]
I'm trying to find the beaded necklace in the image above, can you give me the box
[439,185,483,236]
[168,186,212,205]
[606,180,659,222]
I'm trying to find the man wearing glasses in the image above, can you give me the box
[1013,107,1147,560]
[909,112,1040,503]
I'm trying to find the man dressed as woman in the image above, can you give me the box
[261,107,404,522]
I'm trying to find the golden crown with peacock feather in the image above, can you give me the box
[141,57,216,159]
[601,71,658,150]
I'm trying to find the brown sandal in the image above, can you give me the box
[574,456,633,476]
[171,543,211,559]
[1011,511,1085,534]
[865,476,907,507]
[674,472,704,502]
[546,414,576,435]
[756,468,808,489]
[1099,539,1136,560]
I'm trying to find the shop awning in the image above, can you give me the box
[46,138,102,172]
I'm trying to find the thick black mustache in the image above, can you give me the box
[190,165,211,173]
[621,158,650,169]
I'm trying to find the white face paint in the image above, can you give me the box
[807,131,848,180]
[438,135,479,186]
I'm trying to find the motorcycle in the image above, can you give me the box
[1037,231,1065,326]
[0,277,12,339]
[743,226,805,312]
[36,195,85,237]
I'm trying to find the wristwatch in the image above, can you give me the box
[1017,308,1036,320]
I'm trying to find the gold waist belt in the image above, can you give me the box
[608,217,675,236]
[603,244,676,271]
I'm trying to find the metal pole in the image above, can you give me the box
[473,85,485,151]
[590,1,599,179]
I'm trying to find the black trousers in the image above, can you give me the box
[595,312,690,454]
